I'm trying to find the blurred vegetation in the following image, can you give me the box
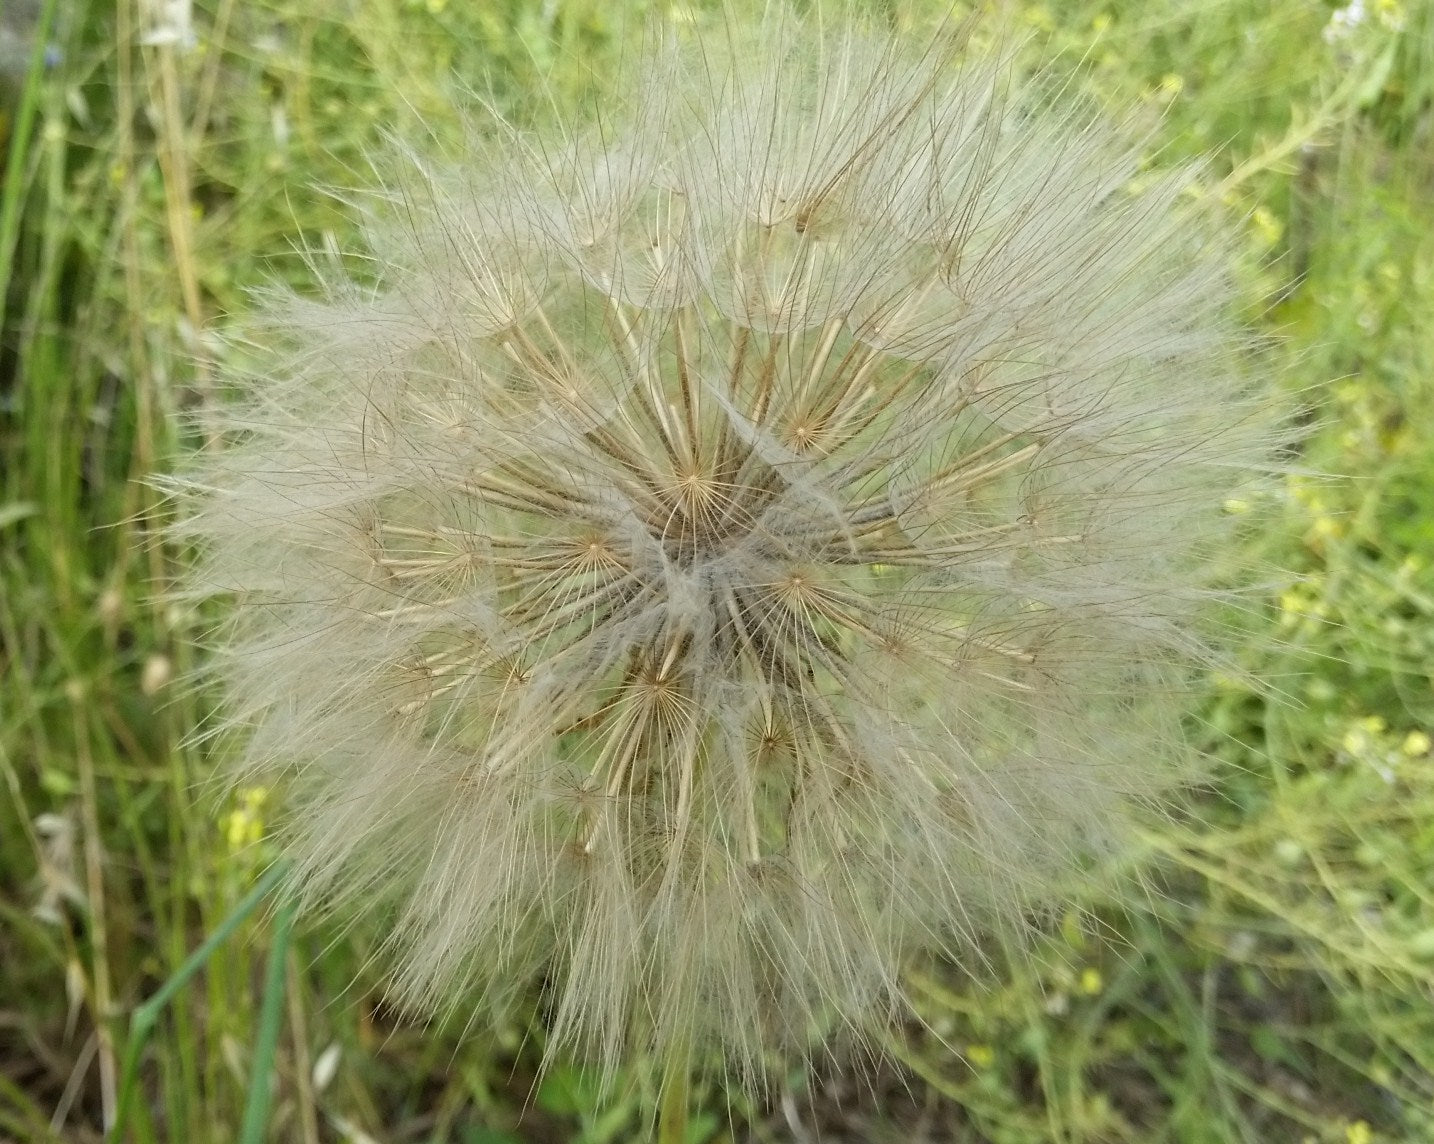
[2,0,1432,1141]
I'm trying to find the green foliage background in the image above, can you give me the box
[2,1,1432,1141]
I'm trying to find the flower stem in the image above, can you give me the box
[657,1051,690,1144]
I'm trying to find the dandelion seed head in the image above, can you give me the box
[177,12,1282,1085]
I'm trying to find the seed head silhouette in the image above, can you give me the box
[180,14,1278,1084]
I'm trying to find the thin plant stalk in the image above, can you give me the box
[110,863,288,1140]
[239,893,299,1144]
[657,1049,691,1144]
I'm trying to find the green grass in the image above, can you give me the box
[2,0,1432,1140]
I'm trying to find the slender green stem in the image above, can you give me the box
[656,1052,690,1144]
[0,0,60,334]
[110,863,289,1140]
[239,893,299,1144]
